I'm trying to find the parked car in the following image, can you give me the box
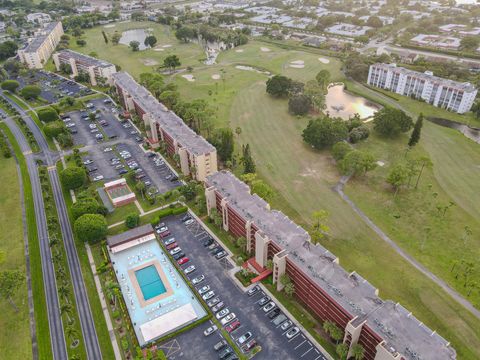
[225,320,240,333]
[247,286,260,296]
[166,242,178,250]
[219,347,233,360]
[202,291,215,301]
[203,325,217,337]
[207,297,220,307]
[237,332,253,345]
[272,314,287,326]
[118,169,128,175]
[83,159,93,165]
[215,251,227,260]
[184,219,194,225]
[184,265,195,274]
[181,214,192,222]
[258,296,270,306]
[263,302,276,313]
[169,247,181,256]
[241,339,257,353]
[164,237,175,246]
[192,275,205,285]
[156,226,168,233]
[173,252,185,261]
[212,302,224,313]
[177,257,189,265]
[198,285,211,295]
[203,238,214,247]
[103,147,113,152]
[268,308,280,319]
[213,339,228,352]
[159,230,171,238]
[215,308,230,319]
[280,320,293,331]
[220,313,236,326]
[285,327,300,339]
[93,175,104,181]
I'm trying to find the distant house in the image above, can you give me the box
[26,12,52,25]
[325,23,372,37]
[410,34,461,50]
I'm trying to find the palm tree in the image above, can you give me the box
[65,325,78,346]
[105,280,120,308]
[60,303,73,323]
[351,343,365,360]
[59,285,70,301]
[336,343,348,360]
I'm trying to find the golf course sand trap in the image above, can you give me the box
[376,161,385,167]
[142,59,159,66]
[289,60,305,68]
[153,48,164,52]
[182,74,195,82]
[235,65,271,75]
[162,44,172,48]
[212,74,221,80]
[290,64,305,68]
[260,47,271,52]
[318,57,330,64]
[104,24,115,28]
[235,49,244,53]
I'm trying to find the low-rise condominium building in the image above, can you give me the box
[18,22,64,69]
[367,63,477,114]
[205,170,456,360]
[111,72,217,182]
[53,49,117,86]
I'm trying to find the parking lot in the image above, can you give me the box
[156,215,329,360]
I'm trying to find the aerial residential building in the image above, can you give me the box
[18,21,64,69]
[52,49,117,86]
[111,72,217,182]
[325,23,372,37]
[410,34,461,49]
[205,170,457,360]
[26,12,52,25]
[367,63,477,114]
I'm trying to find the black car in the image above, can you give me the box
[268,308,281,319]
[173,252,185,260]
[181,214,192,222]
[147,152,156,158]
[212,247,223,255]
[203,238,214,247]
[170,175,178,182]
[87,167,98,173]
[219,347,233,360]
[119,169,128,175]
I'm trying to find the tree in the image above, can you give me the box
[408,113,423,147]
[215,128,234,162]
[76,39,86,47]
[310,210,330,244]
[159,90,180,109]
[340,150,376,176]
[71,198,106,220]
[44,121,67,138]
[414,156,432,189]
[323,320,343,343]
[111,32,121,45]
[460,36,480,51]
[284,282,295,297]
[74,214,108,244]
[125,213,140,229]
[348,125,369,143]
[304,80,326,111]
[288,94,312,116]
[266,75,292,97]
[209,208,223,227]
[1,80,19,92]
[37,107,59,123]
[60,166,87,190]
[59,63,72,74]
[366,15,383,28]
[20,85,41,100]
[144,35,157,48]
[351,343,365,360]
[129,40,140,52]
[373,107,413,137]
[175,27,196,42]
[237,236,247,251]
[315,70,330,91]
[241,144,256,174]
[336,343,349,360]
[332,142,352,161]
[302,117,348,150]
[0,41,18,61]
[163,55,181,72]
[0,270,25,312]
[101,30,109,44]
[386,163,410,197]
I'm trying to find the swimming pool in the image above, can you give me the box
[135,265,167,300]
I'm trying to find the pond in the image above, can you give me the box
[119,29,149,50]
[325,83,379,120]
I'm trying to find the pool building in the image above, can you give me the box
[107,224,207,346]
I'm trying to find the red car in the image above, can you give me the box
[166,242,178,250]
[159,230,171,238]
[177,257,190,265]
[225,320,240,333]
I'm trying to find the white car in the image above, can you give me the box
[93,175,104,181]
[207,297,220,307]
[192,275,205,285]
[184,265,196,274]
[169,247,181,255]
[285,327,300,339]
[281,320,293,331]
[103,147,113,152]
[184,219,194,225]
[89,124,97,129]
[237,332,253,345]
[62,117,71,122]
[215,308,230,319]
[203,325,217,337]
[220,313,236,326]
[263,301,276,313]
[83,159,93,165]
[198,285,211,295]
[65,122,75,128]
[202,291,215,301]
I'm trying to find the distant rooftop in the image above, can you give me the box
[57,49,114,68]
[107,224,154,248]
[112,72,215,156]
[206,170,456,360]
[23,22,60,53]
[372,63,476,92]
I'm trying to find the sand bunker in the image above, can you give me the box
[104,24,115,28]
[291,60,304,65]
[142,59,159,66]
[318,57,330,64]
[162,44,172,48]
[235,49,244,53]
[211,74,221,80]
[182,74,195,82]
[376,161,385,167]
[290,65,305,68]
[153,48,164,52]
[235,65,271,75]
[260,47,271,52]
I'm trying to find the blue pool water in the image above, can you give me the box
[135,265,167,300]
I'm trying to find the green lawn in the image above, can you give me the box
[106,202,139,225]
[0,154,32,360]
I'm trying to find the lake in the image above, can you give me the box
[119,29,149,50]
[325,83,379,120]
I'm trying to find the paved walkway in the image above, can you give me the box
[85,244,122,360]
[333,175,480,320]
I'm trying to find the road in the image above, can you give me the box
[2,92,102,359]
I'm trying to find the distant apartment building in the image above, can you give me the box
[410,34,461,50]
[26,12,52,25]
[325,23,372,37]
[205,170,457,360]
[18,21,63,69]
[367,63,477,114]
[52,49,117,86]
[111,72,217,182]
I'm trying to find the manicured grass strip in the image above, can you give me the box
[3,92,30,110]
[28,110,57,151]
[0,123,53,359]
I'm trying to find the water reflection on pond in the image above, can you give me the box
[119,29,149,50]
[325,83,379,120]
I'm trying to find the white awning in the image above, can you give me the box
[110,233,156,253]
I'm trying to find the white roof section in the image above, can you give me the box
[104,178,127,188]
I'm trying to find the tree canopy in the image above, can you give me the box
[129,40,140,51]
[1,80,19,92]
[373,107,413,137]
[340,150,377,176]
[71,197,106,220]
[266,75,292,97]
[144,35,157,48]
[302,116,348,149]
[60,166,87,190]
[37,107,59,122]
[44,121,67,139]
[20,85,41,100]
[408,113,424,147]
[163,55,181,72]
[74,214,107,244]
[288,94,311,116]
[125,213,140,229]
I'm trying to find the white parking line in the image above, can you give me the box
[301,347,313,358]
[313,354,323,360]
[288,333,302,342]
[294,340,306,349]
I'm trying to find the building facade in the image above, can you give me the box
[205,170,456,360]
[18,22,64,69]
[53,49,117,86]
[111,72,217,182]
[367,63,477,114]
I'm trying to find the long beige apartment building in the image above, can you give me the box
[18,22,64,69]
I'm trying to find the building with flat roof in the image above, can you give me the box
[205,170,456,360]
[111,72,217,182]
[367,63,477,114]
[26,12,51,25]
[325,23,372,37]
[103,178,136,207]
[410,34,461,49]
[53,49,117,86]
[18,22,64,69]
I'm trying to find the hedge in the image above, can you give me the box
[149,206,188,225]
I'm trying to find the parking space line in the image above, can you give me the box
[295,340,307,349]
[301,347,314,358]
[288,333,301,342]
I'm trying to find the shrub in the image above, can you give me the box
[43,121,66,138]
[302,116,348,149]
[288,94,311,116]
[74,214,107,243]
[1,80,19,92]
[125,212,140,229]
[71,198,107,220]
[332,142,352,161]
[60,166,86,190]
[20,85,41,100]
[348,125,370,143]
[37,107,59,123]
